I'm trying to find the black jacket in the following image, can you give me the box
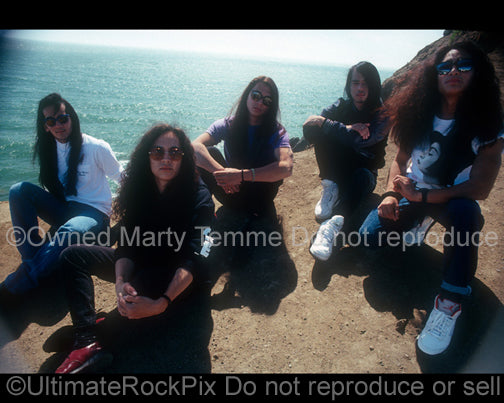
[114,179,215,280]
[320,98,388,171]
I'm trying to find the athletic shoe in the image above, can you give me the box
[55,342,112,374]
[417,295,461,355]
[403,216,435,246]
[314,179,339,221]
[310,215,344,261]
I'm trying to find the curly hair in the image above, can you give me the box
[384,40,503,154]
[113,123,199,223]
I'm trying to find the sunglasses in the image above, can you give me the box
[436,59,473,75]
[149,146,184,161]
[250,90,273,107]
[45,114,70,127]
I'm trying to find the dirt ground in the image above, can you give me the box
[0,142,503,374]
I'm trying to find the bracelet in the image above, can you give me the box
[161,294,172,305]
[421,188,429,204]
[251,168,255,182]
[241,169,244,183]
[382,191,402,201]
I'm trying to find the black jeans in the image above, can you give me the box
[60,245,181,345]
[199,147,280,216]
[304,126,377,218]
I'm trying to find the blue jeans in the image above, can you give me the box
[4,182,109,294]
[359,197,484,297]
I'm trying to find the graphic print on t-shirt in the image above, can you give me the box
[410,129,475,188]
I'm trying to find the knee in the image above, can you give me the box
[302,124,322,144]
[352,168,377,189]
[446,198,484,230]
[207,146,227,167]
[58,216,100,236]
[59,245,85,268]
[9,181,34,201]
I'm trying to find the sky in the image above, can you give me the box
[4,30,445,70]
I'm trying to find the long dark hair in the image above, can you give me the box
[344,61,383,112]
[113,123,199,223]
[34,93,83,199]
[385,40,503,154]
[226,76,283,168]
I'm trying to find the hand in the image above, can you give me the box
[115,280,138,317]
[115,280,137,299]
[222,184,240,194]
[392,175,421,202]
[303,115,326,128]
[347,123,370,140]
[118,294,167,320]
[213,168,243,187]
[377,196,400,221]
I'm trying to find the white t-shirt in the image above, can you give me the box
[407,116,504,189]
[57,133,122,216]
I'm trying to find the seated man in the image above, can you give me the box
[303,62,388,261]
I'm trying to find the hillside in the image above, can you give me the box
[1,30,503,374]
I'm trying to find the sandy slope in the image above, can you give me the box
[1,142,503,374]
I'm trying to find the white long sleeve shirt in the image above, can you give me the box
[57,133,122,216]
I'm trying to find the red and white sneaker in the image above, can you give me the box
[417,295,461,355]
[55,342,112,374]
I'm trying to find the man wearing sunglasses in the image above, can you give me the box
[303,61,388,261]
[193,76,293,217]
[359,41,503,357]
[0,93,122,302]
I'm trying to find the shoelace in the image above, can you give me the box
[426,310,454,338]
[318,222,339,242]
[320,186,337,206]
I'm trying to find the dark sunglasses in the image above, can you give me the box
[149,146,184,161]
[436,59,473,75]
[250,90,273,107]
[45,114,70,127]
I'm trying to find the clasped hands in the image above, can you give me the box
[115,281,166,320]
[303,115,371,140]
[378,175,421,221]
[213,167,242,194]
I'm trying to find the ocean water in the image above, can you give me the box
[0,38,394,201]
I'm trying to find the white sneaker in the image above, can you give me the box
[309,215,344,261]
[314,179,339,221]
[417,295,461,355]
[403,216,435,246]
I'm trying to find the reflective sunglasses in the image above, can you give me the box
[250,90,273,107]
[149,146,184,161]
[45,114,70,127]
[436,59,473,75]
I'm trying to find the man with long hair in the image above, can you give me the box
[54,124,214,373]
[359,41,503,355]
[0,93,122,300]
[304,61,388,261]
[192,75,293,218]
